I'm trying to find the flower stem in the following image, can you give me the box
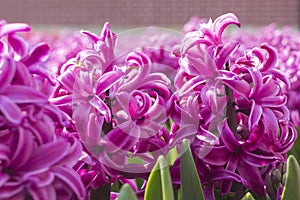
[90,183,111,200]
[225,63,237,134]
[102,90,113,135]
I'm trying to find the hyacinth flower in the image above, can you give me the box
[259,27,300,129]
[0,22,85,199]
[3,34,57,99]
[50,22,125,192]
[173,13,240,83]
[98,51,171,175]
[50,21,174,198]
[215,44,296,195]
[0,128,84,199]
[50,20,169,186]
[169,13,241,147]
[168,14,241,150]
[264,26,300,128]
[169,13,297,199]
[228,23,300,128]
[169,13,242,198]
[51,22,124,135]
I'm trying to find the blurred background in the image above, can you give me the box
[0,0,299,29]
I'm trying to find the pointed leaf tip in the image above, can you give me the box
[118,184,138,200]
[180,139,205,200]
[282,155,300,200]
[145,155,174,200]
[241,192,255,200]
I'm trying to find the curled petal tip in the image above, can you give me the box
[214,13,241,39]
[260,43,278,72]
[81,30,100,43]
[0,23,30,38]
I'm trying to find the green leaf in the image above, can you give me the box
[166,146,178,165]
[180,139,204,200]
[118,183,138,200]
[241,192,255,200]
[177,186,183,200]
[144,155,174,200]
[134,178,145,190]
[282,155,300,200]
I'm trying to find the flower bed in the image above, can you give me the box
[0,13,299,200]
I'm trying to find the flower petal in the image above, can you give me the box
[249,100,262,130]
[57,67,77,92]
[89,95,111,123]
[221,71,251,98]
[248,67,263,98]
[81,30,100,43]
[27,184,56,200]
[82,113,104,149]
[72,101,91,133]
[0,57,16,93]
[260,43,277,72]
[270,69,290,89]
[7,33,28,60]
[95,70,124,95]
[20,139,69,172]
[4,85,47,104]
[237,160,265,196]
[55,135,83,167]
[259,75,279,98]
[10,127,35,169]
[105,121,140,153]
[0,95,23,124]
[0,173,9,188]
[243,124,265,151]
[0,182,24,199]
[169,124,198,148]
[215,42,239,69]
[213,168,244,183]
[219,120,239,153]
[0,144,11,167]
[52,166,85,200]
[262,107,279,143]
[23,43,50,66]
[260,96,287,107]
[196,145,230,166]
[240,150,278,167]
[213,13,241,40]
[0,22,30,38]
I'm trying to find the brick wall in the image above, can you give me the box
[0,0,298,27]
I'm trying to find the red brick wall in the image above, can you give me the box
[0,0,298,27]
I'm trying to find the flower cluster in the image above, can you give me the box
[229,24,300,128]
[0,21,84,199]
[50,22,174,198]
[169,13,296,199]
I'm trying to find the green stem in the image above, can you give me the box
[90,183,111,200]
[225,63,237,134]
[102,90,113,135]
